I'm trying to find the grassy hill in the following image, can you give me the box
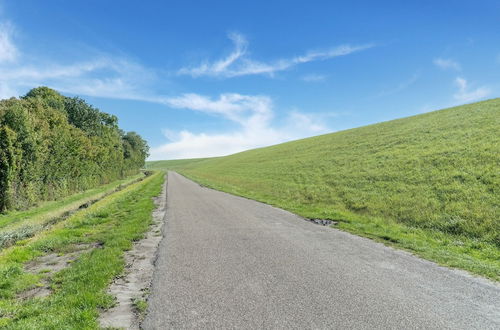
[148,99,500,280]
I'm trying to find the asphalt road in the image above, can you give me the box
[143,172,500,329]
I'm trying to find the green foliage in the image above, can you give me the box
[148,99,500,279]
[22,87,65,112]
[63,96,118,134]
[0,127,19,212]
[122,131,149,172]
[0,87,149,211]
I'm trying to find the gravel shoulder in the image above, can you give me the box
[143,171,499,329]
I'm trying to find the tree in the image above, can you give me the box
[122,131,149,172]
[0,126,18,212]
[23,86,65,112]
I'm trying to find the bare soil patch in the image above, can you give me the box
[99,176,167,329]
[18,243,101,299]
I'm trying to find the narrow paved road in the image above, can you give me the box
[143,172,499,329]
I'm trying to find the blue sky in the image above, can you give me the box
[0,0,499,160]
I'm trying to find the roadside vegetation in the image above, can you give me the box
[0,87,149,212]
[0,88,159,328]
[148,99,500,280]
[0,171,164,329]
[0,173,145,249]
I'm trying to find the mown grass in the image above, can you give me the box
[0,173,144,230]
[148,99,500,280]
[0,171,163,329]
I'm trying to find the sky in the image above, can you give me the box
[0,0,499,160]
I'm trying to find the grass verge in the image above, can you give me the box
[0,171,164,329]
[0,173,145,230]
[0,173,145,249]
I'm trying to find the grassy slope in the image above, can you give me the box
[148,99,500,280]
[0,172,164,328]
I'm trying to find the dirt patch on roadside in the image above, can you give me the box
[99,176,167,329]
[306,218,338,226]
[18,243,101,299]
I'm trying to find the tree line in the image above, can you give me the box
[0,87,149,211]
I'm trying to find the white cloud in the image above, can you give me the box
[433,58,461,71]
[0,22,17,63]
[453,76,491,103]
[178,32,373,78]
[301,74,327,82]
[151,128,284,160]
[162,93,273,127]
[149,93,330,160]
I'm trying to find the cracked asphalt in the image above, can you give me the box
[143,171,500,329]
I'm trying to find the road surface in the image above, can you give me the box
[143,172,499,329]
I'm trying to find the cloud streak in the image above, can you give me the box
[0,18,161,100]
[453,77,490,103]
[178,32,373,78]
[162,93,273,128]
[0,45,157,100]
[433,58,461,71]
[0,22,17,63]
[301,74,327,82]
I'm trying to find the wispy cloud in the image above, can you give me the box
[0,27,157,101]
[453,76,490,103]
[162,93,273,128]
[178,32,373,78]
[301,74,327,82]
[417,76,493,114]
[178,32,248,78]
[433,58,461,71]
[0,22,17,63]
[0,58,157,101]
[149,92,330,159]
[432,58,491,104]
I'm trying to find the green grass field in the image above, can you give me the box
[0,172,164,328]
[148,99,500,280]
